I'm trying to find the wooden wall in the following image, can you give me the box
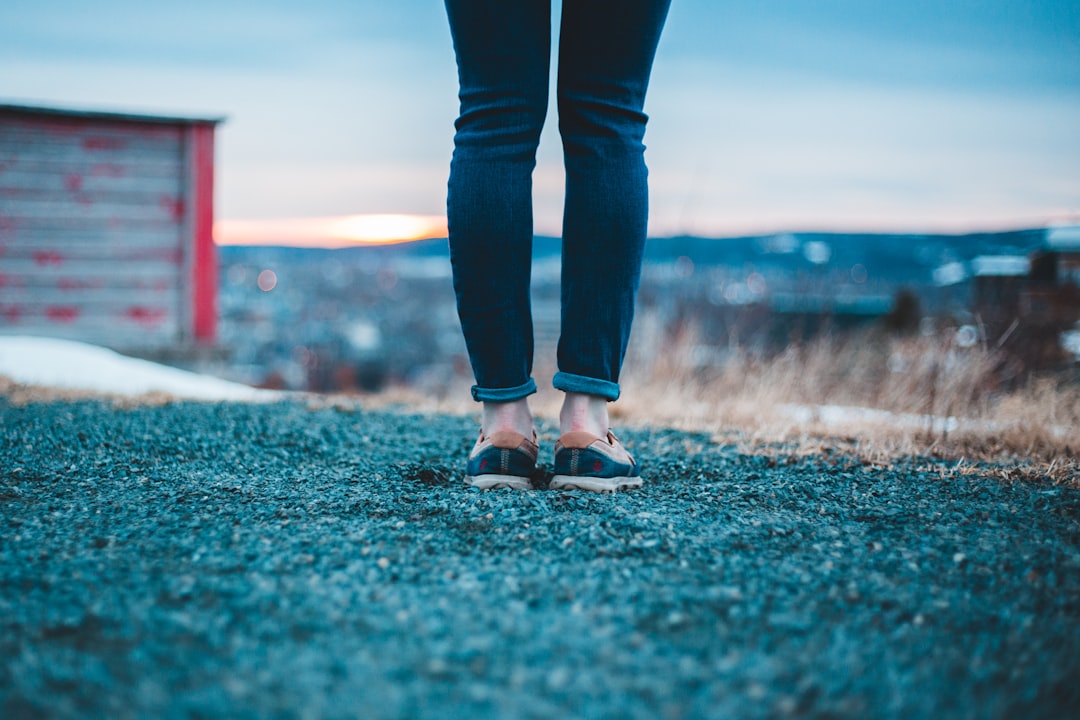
[0,107,217,350]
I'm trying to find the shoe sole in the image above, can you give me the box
[465,473,533,490]
[549,475,643,493]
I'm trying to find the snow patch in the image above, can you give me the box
[781,403,958,434]
[0,336,278,402]
[780,402,1070,440]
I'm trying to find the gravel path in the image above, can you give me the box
[2,399,1078,719]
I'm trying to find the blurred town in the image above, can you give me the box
[210,227,1080,395]
[1,102,1078,399]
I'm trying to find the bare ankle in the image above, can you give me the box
[559,392,609,437]
[482,399,533,438]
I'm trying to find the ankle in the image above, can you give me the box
[482,399,534,438]
[559,392,609,437]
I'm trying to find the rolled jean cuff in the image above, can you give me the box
[471,378,538,403]
[552,372,620,402]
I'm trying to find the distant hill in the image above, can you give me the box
[219,228,1046,286]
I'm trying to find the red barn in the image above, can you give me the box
[0,102,223,351]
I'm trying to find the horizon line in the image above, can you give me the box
[214,214,1070,249]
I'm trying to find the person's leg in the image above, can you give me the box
[445,0,551,437]
[482,399,534,439]
[559,392,609,437]
[553,0,671,432]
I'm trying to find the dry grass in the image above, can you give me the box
[0,376,209,409]
[361,318,1080,485]
[4,323,1077,486]
[612,321,1079,484]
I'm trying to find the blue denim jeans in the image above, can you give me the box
[445,0,670,402]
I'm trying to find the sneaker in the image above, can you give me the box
[549,430,642,492]
[464,430,539,490]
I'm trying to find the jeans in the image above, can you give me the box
[445,0,670,402]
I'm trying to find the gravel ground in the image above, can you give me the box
[1,398,1078,719]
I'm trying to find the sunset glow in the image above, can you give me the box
[215,214,448,248]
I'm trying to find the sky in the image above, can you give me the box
[2,0,1079,242]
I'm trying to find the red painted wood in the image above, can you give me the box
[82,136,128,151]
[125,306,167,327]
[160,195,186,222]
[46,306,80,323]
[32,250,64,266]
[1,104,221,349]
[190,123,217,345]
